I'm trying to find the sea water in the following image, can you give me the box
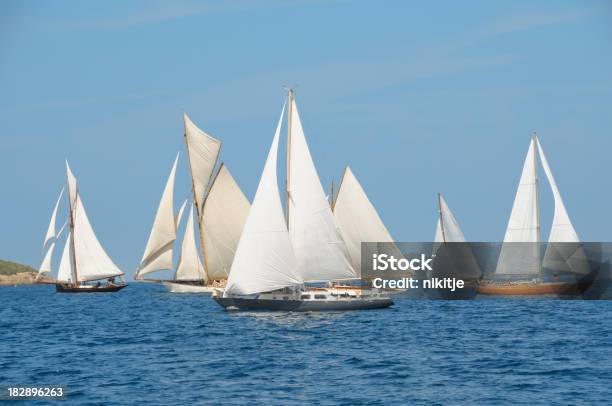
[1,284,611,405]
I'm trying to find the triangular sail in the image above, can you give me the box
[225,104,302,296]
[175,204,206,282]
[536,138,589,275]
[333,166,395,274]
[287,96,355,281]
[203,164,250,281]
[137,154,180,278]
[65,162,123,282]
[57,232,73,283]
[495,137,541,276]
[43,188,64,250]
[38,222,67,278]
[434,194,467,243]
[183,113,222,217]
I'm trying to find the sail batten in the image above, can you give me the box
[287,97,355,281]
[225,103,302,296]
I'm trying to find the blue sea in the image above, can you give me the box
[1,284,611,405]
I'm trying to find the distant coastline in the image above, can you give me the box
[0,260,54,285]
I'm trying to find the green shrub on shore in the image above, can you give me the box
[0,260,36,275]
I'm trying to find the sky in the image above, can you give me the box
[1,0,611,274]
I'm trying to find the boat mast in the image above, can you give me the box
[330,180,335,211]
[285,88,294,226]
[438,193,447,244]
[68,193,79,286]
[183,130,210,283]
[532,131,542,279]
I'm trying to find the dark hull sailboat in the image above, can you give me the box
[55,283,127,293]
[213,290,393,311]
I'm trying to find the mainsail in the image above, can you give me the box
[225,104,302,296]
[333,166,395,274]
[286,95,355,281]
[137,154,180,278]
[175,203,206,282]
[495,135,541,276]
[183,113,222,217]
[203,164,250,280]
[66,162,123,283]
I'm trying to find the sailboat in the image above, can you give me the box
[38,162,127,293]
[478,133,591,295]
[213,90,393,311]
[432,193,481,298]
[134,140,250,293]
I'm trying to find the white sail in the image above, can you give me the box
[38,242,56,277]
[183,113,221,217]
[536,138,590,275]
[333,166,395,274]
[65,163,122,282]
[434,194,467,243]
[38,221,68,278]
[203,164,250,280]
[225,104,302,296]
[495,137,541,276]
[72,195,123,282]
[287,97,355,281]
[137,154,180,277]
[57,232,73,283]
[176,199,188,228]
[66,161,78,212]
[43,187,64,250]
[175,204,206,282]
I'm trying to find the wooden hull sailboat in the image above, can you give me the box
[39,162,126,294]
[477,281,589,296]
[478,133,591,296]
[56,282,127,293]
[218,90,393,311]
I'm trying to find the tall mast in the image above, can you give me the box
[532,131,542,278]
[68,192,79,286]
[330,180,335,211]
[285,88,294,226]
[183,130,210,283]
[438,193,446,243]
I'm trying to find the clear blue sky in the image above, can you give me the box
[1,0,611,273]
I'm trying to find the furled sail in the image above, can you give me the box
[495,136,541,276]
[175,204,206,282]
[225,104,302,296]
[43,187,64,250]
[137,154,180,278]
[536,138,589,275]
[287,96,355,281]
[65,162,123,282]
[333,166,395,274]
[203,164,250,280]
[183,113,221,217]
[57,232,73,283]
